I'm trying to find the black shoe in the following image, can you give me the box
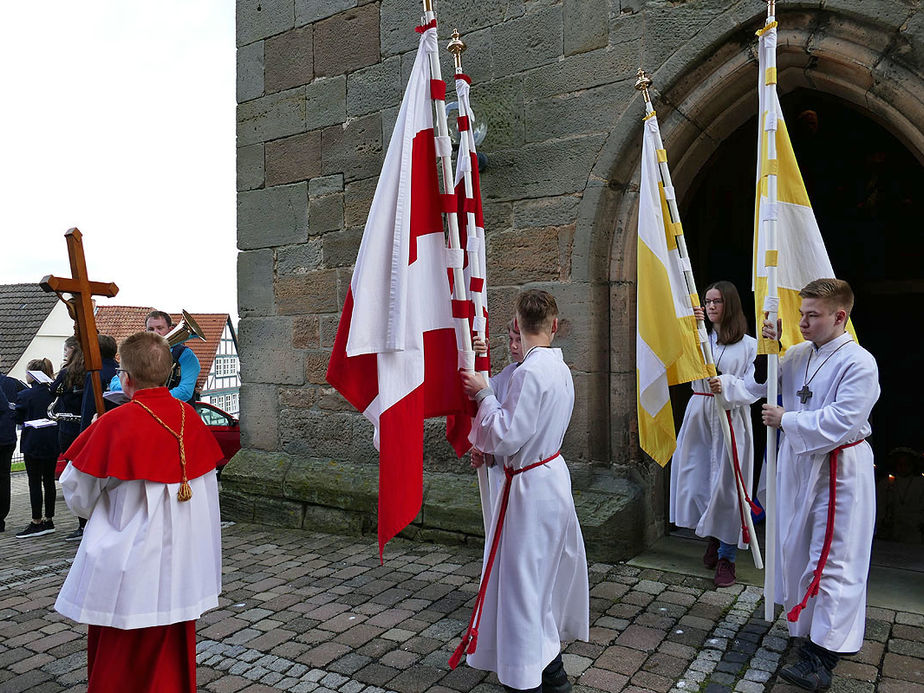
[65,527,84,542]
[542,654,572,693]
[16,521,55,538]
[779,649,833,691]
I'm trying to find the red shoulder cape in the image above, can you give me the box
[64,387,223,482]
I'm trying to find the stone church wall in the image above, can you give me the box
[229,0,922,560]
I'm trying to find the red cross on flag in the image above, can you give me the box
[326,25,468,559]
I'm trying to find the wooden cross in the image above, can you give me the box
[40,228,119,418]
[797,384,812,405]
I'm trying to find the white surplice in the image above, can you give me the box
[466,347,589,690]
[770,332,879,653]
[55,464,222,629]
[670,333,760,548]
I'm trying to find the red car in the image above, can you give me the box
[55,401,241,478]
[193,401,241,471]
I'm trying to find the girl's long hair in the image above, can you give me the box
[62,336,86,391]
[705,281,748,345]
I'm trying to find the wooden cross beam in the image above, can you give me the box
[40,228,119,418]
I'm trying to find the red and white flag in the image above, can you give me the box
[326,25,467,558]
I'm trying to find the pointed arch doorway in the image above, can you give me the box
[597,7,924,568]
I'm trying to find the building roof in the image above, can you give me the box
[94,306,235,392]
[0,284,59,375]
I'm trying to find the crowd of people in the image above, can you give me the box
[0,310,201,541]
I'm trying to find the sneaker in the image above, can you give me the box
[65,527,84,542]
[16,521,55,538]
[779,649,833,691]
[714,558,736,587]
[703,537,720,569]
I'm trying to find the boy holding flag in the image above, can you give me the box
[761,278,879,691]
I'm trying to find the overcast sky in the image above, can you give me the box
[0,1,237,318]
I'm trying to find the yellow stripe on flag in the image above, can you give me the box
[638,111,712,466]
[636,379,677,467]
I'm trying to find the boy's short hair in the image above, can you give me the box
[515,289,558,335]
[119,332,174,389]
[800,278,854,316]
[145,310,173,327]
[26,358,54,378]
[98,335,117,360]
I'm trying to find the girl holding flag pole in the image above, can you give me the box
[670,281,762,587]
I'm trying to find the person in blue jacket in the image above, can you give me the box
[109,310,200,403]
[0,356,28,533]
[14,359,60,538]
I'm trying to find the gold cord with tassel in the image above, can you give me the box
[134,399,192,501]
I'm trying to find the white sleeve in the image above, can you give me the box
[60,462,109,518]
[469,369,540,458]
[716,339,761,408]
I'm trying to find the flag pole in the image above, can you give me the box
[635,70,763,570]
[447,28,494,535]
[760,0,779,622]
[420,2,492,535]
[421,2,472,363]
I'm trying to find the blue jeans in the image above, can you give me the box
[718,541,737,563]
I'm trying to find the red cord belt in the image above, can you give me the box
[787,438,865,622]
[448,450,561,669]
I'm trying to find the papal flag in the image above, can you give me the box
[326,23,469,558]
[637,109,713,467]
[753,19,856,353]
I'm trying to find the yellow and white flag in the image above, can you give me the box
[753,20,855,353]
[637,110,713,466]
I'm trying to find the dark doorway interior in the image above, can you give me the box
[671,88,924,547]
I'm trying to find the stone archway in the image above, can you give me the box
[581,7,924,545]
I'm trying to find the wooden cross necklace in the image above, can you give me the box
[797,340,851,405]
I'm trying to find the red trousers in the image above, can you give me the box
[87,620,196,693]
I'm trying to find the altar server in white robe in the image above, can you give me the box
[761,278,879,692]
[670,281,761,588]
[458,290,589,693]
[54,332,223,693]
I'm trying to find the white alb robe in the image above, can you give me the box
[467,347,589,690]
[55,464,222,629]
[484,362,518,499]
[670,333,760,548]
[768,332,879,653]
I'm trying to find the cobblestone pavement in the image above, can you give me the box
[1,472,922,693]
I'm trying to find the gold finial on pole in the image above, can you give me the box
[422,0,433,12]
[634,68,652,103]
[767,0,776,17]
[448,29,466,72]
